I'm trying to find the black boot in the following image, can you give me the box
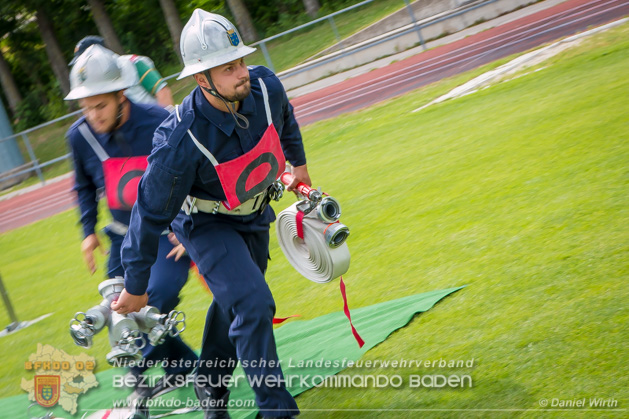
[194,384,231,419]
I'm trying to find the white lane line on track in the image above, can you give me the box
[295,2,627,120]
[294,0,621,117]
[0,185,71,208]
[294,0,615,112]
[0,192,75,225]
[294,0,622,117]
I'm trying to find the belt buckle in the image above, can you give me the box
[184,196,197,215]
[256,192,270,215]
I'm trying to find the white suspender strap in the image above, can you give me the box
[78,123,109,162]
[176,78,271,166]
[258,78,272,126]
[175,105,219,167]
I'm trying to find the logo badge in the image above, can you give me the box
[227,28,240,46]
[23,344,98,415]
[34,375,60,408]
[78,66,87,83]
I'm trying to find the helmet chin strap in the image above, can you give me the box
[114,98,124,130]
[202,70,249,130]
[112,95,132,156]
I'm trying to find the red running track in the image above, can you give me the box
[0,176,76,233]
[1,0,626,234]
[291,0,629,125]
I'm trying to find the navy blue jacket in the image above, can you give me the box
[122,66,306,295]
[67,101,169,238]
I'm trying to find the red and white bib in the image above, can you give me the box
[177,78,286,210]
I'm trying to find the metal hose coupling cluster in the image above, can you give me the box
[69,278,186,365]
[280,173,350,248]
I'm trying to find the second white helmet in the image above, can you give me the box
[178,9,257,80]
[65,44,137,101]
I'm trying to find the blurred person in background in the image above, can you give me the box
[69,35,174,108]
[65,44,196,418]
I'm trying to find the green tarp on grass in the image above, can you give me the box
[5,285,464,418]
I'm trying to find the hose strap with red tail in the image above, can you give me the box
[276,174,363,347]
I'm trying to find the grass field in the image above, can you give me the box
[1,20,628,418]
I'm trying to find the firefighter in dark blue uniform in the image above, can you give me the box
[64,44,196,403]
[112,10,311,419]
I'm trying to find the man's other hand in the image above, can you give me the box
[81,233,106,275]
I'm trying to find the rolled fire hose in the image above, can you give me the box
[276,202,350,283]
[276,175,363,347]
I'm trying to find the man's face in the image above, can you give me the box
[209,58,251,102]
[79,92,124,133]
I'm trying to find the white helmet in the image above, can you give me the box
[65,44,137,100]
[177,9,257,80]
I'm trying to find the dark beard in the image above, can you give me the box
[222,81,251,102]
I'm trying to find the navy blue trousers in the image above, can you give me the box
[172,215,298,417]
[106,227,197,375]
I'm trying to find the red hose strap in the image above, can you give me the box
[273,315,301,324]
[296,210,305,239]
[340,276,365,348]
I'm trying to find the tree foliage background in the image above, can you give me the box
[0,0,358,131]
